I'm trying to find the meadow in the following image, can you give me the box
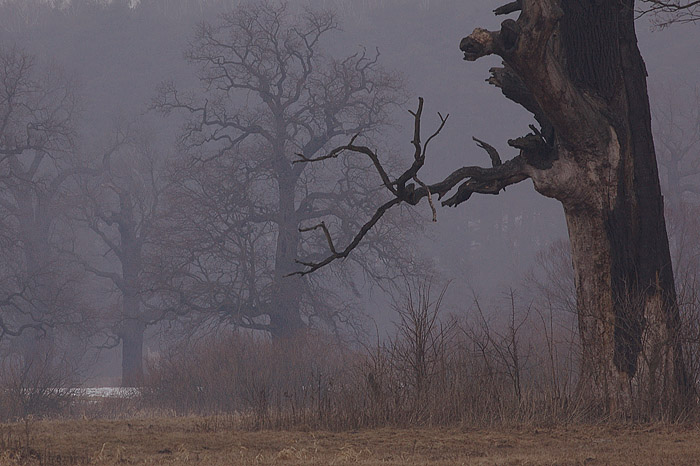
[3,417,700,465]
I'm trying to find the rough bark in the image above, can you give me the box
[460,0,688,414]
[469,0,689,413]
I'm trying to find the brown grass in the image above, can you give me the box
[2,416,700,465]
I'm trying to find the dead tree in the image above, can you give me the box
[298,0,689,414]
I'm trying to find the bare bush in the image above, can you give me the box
[143,282,597,429]
[144,331,351,428]
[0,348,76,421]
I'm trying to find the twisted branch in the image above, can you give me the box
[292,98,535,275]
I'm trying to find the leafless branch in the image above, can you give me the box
[294,97,536,275]
[637,0,700,26]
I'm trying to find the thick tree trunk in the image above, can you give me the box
[538,0,687,414]
[565,199,684,414]
[565,0,685,414]
[457,0,689,414]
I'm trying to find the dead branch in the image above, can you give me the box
[637,0,700,26]
[293,97,536,275]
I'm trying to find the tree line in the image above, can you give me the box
[0,2,420,387]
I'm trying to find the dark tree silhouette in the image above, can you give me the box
[0,46,82,347]
[653,85,700,208]
[153,3,412,338]
[75,126,167,387]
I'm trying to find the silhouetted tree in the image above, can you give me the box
[653,85,700,208]
[0,46,80,341]
[75,126,167,386]
[154,2,412,338]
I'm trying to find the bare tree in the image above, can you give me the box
[153,2,412,338]
[298,0,689,415]
[0,45,85,355]
[388,279,453,400]
[653,84,700,208]
[74,126,167,386]
[651,86,700,395]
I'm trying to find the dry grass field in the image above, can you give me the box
[2,417,700,465]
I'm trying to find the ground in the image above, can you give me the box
[2,417,700,465]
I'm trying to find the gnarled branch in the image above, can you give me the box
[460,0,608,150]
[293,98,536,275]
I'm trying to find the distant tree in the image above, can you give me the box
[0,45,87,367]
[154,2,414,338]
[0,47,93,389]
[652,85,700,208]
[652,85,700,320]
[74,125,167,387]
[299,0,689,415]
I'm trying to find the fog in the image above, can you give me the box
[0,0,698,389]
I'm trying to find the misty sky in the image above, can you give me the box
[1,0,697,281]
